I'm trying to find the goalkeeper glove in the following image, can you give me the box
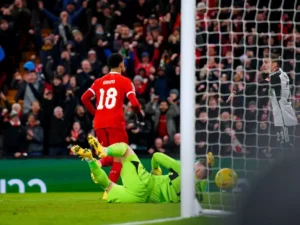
[152,166,162,176]
[206,152,215,167]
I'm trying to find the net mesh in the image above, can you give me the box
[194,0,300,211]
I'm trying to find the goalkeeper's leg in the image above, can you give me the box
[71,146,111,191]
[88,135,133,200]
[89,158,145,203]
[91,140,151,197]
[88,159,111,191]
[88,133,135,160]
[71,145,147,203]
[87,159,144,203]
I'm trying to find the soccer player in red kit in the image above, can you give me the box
[81,53,144,199]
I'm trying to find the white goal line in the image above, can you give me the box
[105,217,184,225]
[105,210,234,225]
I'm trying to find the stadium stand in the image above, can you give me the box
[0,0,299,159]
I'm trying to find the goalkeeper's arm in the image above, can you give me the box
[151,152,180,175]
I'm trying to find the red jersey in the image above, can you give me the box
[88,72,135,130]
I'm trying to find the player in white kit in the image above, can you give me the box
[261,53,297,148]
[227,52,297,151]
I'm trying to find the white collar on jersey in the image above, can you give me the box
[269,68,282,76]
[109,72,120,75]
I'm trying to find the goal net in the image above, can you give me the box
[180,0,300,218]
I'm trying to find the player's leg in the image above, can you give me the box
[288,126,296,147]
[89,130,114,200]
[106,128,129,184]
[94,129,114,167]
[107,128,129,144]
[94,128,109,147]
[275,126,294,152]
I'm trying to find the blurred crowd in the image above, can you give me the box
[0,0,299,159]
[195,0,300,157]
[0,0,181,158]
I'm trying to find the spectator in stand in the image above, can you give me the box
[73,105,92,134]
[71,24,95,60]
[66,121,87,151]
[167,62,180,93]
[257,121,272,158]
[12,101,21,113]
[0,92,10,113]
[30,26,57,67]
[76,59,95,96]
[9,0,31,39]
[21,100,43,125]
[153,67,168,101]
[219,110,233,155]
[87,49,102,76]
[57,49,79,75]
[133,40,160,76]
[15,62,44,114]
[25,113,44,156]
[52,76,65,107]
[245,101,258,155]
[145,98,179,142]
[38,1,87,29]
[168,89,180,105]
[132,75,150,101]
[126,100,152,150]
[0,18,16,89]
[1,110,27,158]
[148,137,165,155]
[233,117,246,154]
[45,62,66,82]
[196,110,208,155]
[67,76,81,101]
[48,106,68,156]
[164,133,180,158]
[167,29,180,55]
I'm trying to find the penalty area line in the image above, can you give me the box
[106,216,184,225]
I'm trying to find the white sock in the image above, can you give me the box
[103,147,108,154]
[85,158,93,163]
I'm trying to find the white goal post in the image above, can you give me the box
[180,0,231,218]
[180,0,234,218]
[180,0,197,218]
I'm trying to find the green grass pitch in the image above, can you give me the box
[0,193,233,225]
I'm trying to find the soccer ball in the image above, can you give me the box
[215,168,238,190]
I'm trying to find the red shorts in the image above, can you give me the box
[95,128,128,147]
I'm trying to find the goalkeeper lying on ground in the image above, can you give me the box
[71,135,214,203]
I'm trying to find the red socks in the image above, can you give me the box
[109,162,122,183]
[99,156,122,183]
[100,156,114,167]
